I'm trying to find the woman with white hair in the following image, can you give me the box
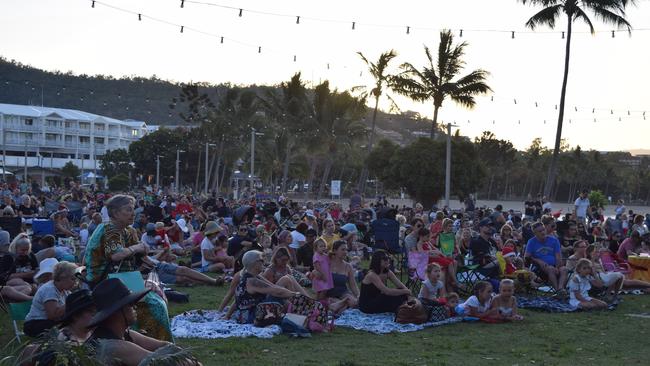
[0,233,38,299]
[23,261,78,337]
[233,250,301,324]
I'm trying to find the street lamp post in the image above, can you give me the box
[444,123,459,208]
[175,149,185,193]
[156,155,161,190]
[250,128,264,190]
[205,143,216,194]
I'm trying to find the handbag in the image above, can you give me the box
[254,302,285,327]
[395,299,428,324]
[287,295,333,333]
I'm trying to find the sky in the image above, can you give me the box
[1,0,649,151]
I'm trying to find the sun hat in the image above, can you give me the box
[87,278,150,328]
[35,258,59,281]
[203,221,222,236]
[176,218,189,233]
[60,289,95,326]
[478,218,494,228]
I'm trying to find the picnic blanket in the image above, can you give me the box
[516,296,577,313]
[334,309,462,334]
[171,310,282,339]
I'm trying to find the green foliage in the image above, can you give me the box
[61,161,80,178]
[100,148,132,179]
[108,174,130,191]
[589,190,608,208]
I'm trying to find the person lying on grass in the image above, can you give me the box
[460,281,498,319]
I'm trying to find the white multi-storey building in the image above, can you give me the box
[0,103,148,173]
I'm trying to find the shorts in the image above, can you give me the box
[156,262,179,284]
[598,271,624,287]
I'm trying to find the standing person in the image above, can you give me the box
[615,200,626,216]
[349,189,363,211]
[574,190,590,225]
[524,222,568,296]
[464,194,475,216]
[524,194,535,221]
[533,194,543,221]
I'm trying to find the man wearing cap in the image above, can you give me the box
[86,278,191,365]
[524,222,568,295]
[469,219,500,277]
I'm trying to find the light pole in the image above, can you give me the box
[156,155,161,190]
[24,140,28,182]
[205,143,216,194]
[444,122,459,208]
[250,128,264,190]
[92,145,97,186]
[175,149,185,193]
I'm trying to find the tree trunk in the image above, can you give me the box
[544,16,573,197]
[281,140,293,193]
[430,104,440,139]
[486,174,494,200]
[219,159,227,194]
[503,172,509,200]
[359,95,380,192]
[317,158,333,200]
[305,157,318,200]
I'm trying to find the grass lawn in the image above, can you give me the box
[3,282,650,365]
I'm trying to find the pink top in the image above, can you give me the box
[312,252,334,292]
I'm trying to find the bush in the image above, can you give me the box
[589,189,608,208]
[108,174,130,191]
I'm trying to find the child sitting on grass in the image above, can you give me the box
[490,279,524,321]
[460,281,498,319]
[508,257,541,293]
[418,263,446,301]
[568,258,608,311]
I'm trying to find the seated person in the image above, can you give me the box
[262,247,311,296]
[524,222,568,296]
[200,221,234,273]
[58,289,97,344]
[296,229,317,272]
[358,250,411,314]
[1,233,38,298]
[489,279,523,321]
[327,240,360,313]
[460,281,498,319]
[24,261,78,337]
[86,278,199,365]
[617,231,647,261]
[34,234,75,264]
[469,219,500,278]
[233,251,304,324]
[567,259,608,310]
[418,263,446,301]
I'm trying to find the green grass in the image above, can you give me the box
[4,283,650,365]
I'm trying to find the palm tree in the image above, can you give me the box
[519,0,634,198]
[392,30,491,139]
[354,50,399,192]
[259,73,313,193]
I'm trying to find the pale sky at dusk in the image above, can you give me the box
[1,0,649,151]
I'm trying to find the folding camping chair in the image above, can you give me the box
[405,251,429,295]
[8,300,32,343]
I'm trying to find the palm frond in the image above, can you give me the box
[589,3,633,33]
[524,4,564,30]
[573,6,596,34]
[449,94,477,109]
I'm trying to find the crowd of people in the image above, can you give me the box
[1,178,650,364]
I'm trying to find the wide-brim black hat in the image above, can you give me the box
[60,289,96,327]
[87,278,150,328]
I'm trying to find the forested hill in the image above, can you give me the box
[0,57,429,143]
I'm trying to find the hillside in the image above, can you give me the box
[0,57,429,143]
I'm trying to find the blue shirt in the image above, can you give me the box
[525,235,561,266]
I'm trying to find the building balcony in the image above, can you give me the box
[4,124,42,132]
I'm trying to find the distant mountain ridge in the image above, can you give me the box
[0,57,430,145]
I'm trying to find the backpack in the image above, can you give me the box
[287,295,333,333]
[254,302,285,327]
[395,299,428,324]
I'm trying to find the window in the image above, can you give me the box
[95,124,105,131]
[79,136,90,144]
[24,118,33,126]
[131,129,138,137]
[79,122,90,130]
[94,137,105,144]
[46,119,60,127]
[65,121,75,129]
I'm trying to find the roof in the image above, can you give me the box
[122,119,148,128]
[0,103,127,126]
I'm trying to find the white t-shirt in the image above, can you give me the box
[568,274,592,308]
[100,206,110,223]
[200,237,215,267]
[461,295,493,315]
[290,230,306,249]
[79,229,89,246]
[418,279,444,300]
[574,197,590,218]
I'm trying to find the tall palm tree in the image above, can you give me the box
[354,50,399,192]
[392,30,491,139]
[519,0,634,197]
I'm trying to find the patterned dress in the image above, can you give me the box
[83,222,139,285]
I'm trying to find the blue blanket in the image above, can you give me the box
[334,309,462,334]
[516,296,577,313]
[171,310,282,339]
